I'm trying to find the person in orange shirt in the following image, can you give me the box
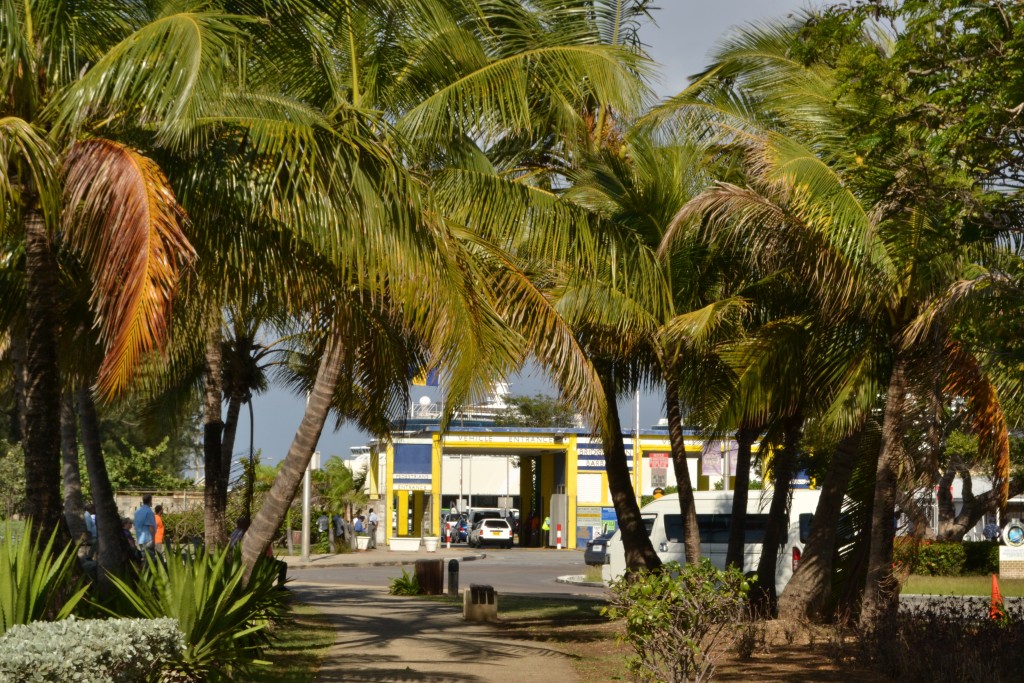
[154,504,166,558]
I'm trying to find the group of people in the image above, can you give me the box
[81,494,166,564]
[315,508,380,550]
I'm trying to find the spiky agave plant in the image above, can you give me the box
[0,521,88,636]
[105,546,285,682]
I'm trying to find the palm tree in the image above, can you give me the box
[239,0,645,574]
[657,11,1014,626]
[561,133,733,567]
[0,2,265,542]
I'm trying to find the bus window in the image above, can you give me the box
[799,513,814,544]
[643,514,657,537]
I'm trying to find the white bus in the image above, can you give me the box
[602,490,821,594]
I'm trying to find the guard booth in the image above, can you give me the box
[371,426,730,549]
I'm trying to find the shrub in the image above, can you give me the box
[389,569,420,596]
[605,561,749,683]
[962,541,999,575]
[0,616,183,682]
[915,542,967,576]
[0,521,87,636]
[105,547,286,682]
[159,508,205,547]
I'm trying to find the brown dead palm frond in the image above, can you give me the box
[62,138,196,399]
[943,340,1009,511]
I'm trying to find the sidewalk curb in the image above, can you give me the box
[555,574,604,588]
[285,553,488,570]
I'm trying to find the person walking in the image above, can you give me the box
[133,495,157,558]
[367,508,379,549]
[153,504,166,558]
[541,515,551,548]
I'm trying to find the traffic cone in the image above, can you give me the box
[990,573,1005,621]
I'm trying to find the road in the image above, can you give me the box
[292,547,610,598]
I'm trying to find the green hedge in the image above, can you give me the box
[894,539,999,576]
[0,616,183,682]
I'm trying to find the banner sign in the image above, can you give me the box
[577,443,634,471]
[701,440,722,475]
[394,443,432,490]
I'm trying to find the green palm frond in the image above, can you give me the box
[0,117,60,230]
[50,8,254,145]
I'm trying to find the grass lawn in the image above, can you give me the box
[252,603,335,683]
[903,574,1024,597]
[490,595,629,681]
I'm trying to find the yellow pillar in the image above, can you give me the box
[385,444,394,543]
[396,490,409,538]
[519,457,534,517]
[412,491,424,536]
[431,435,442,536]
[566,436,578,549]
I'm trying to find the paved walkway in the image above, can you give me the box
[284,548,582,682]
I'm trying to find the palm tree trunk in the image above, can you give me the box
[778,429,863,622]
[241,332,345,577]
[203,310,227,547]
[8,333,27,443]
[60,392,87,540]
[596,362,661,572]
[860,356,908,630]
[752,414,802,616]
[220,394,243,497]
[665,373,700,564]
[23,207,65,543]
[726,425,759,569]
[77,385,130,594]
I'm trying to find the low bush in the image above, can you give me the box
[962,541,999,575]
[605,560,749,683]
[105,547,287,682]
[0,521,87,636]
[915,542,966,576]
[0,616,183,683]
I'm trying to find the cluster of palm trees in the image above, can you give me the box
[2,0,1021,633]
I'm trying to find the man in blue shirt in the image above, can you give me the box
[133,495,157,553]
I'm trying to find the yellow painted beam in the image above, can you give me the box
[384,444,394,543]
[431,435,442,536]
[566,435,578,549]
[396,490,409,538]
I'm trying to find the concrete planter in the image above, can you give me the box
[423,536,440,552]
[389,537,421,552]
[356,535,371,550]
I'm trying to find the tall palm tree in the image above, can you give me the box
[0,1,265,541]
[657,11,1014,626]
[239,0,645,573]
[561,133,737,567]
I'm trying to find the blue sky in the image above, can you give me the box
[247,1,822,466]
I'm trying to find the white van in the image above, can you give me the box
[602,490,821,594]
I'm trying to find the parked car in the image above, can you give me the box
[469,519,513,549]
[442,514,467,542]
[584,530,615,566]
